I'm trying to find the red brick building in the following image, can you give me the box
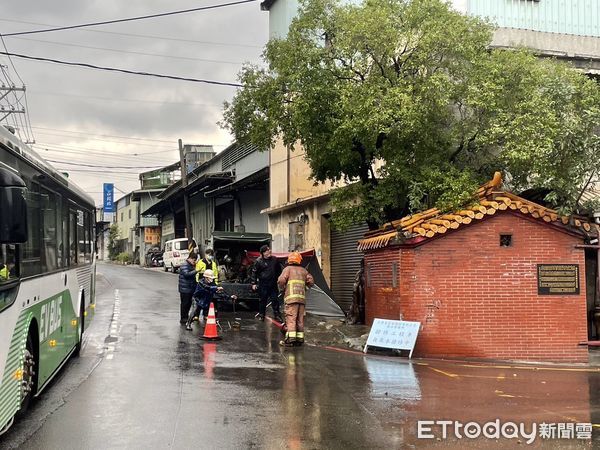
[358,174,599,362]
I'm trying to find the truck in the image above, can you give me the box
[210,231,271,303]
[209,231,344,317]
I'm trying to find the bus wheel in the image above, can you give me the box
[18,332,38,415]
[75,299,85,356]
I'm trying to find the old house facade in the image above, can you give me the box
[358,174,600,362]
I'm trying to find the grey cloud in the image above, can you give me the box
[1,0,268,205]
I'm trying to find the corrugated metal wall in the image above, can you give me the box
[330,222,369,313]
[467,0,600,37]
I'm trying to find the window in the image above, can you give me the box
[56,195,64,268]
[128,209,131,220]
[0,244,17,283]
[174,240,186,251]
[288,221,305,251]
[120,212,124,222]
[500,234,512,247]
[84,211,92,262]
[62,204,69,267]
[69,209,78,265]
[41,188,58,272]
[77,210,85,263]
[22,183,41,277]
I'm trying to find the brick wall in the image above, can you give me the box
[364,212,589,362]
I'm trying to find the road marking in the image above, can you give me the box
[105,289,121,360]
[428,367,459,378]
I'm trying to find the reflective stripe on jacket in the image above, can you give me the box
[277,265,314,305]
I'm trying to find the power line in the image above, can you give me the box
[1,1,259,37]
[54,167,141,176]
[29,90,222,107]
[35,144,177,162]
[37,145,177,160]
[11,37,246,65]
[0,51,242,87]
[32,126,181,144]
[0,18,263,49]
[34,132,181,148]
[46,159,164,169]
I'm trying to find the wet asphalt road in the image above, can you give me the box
[1,263,600,449]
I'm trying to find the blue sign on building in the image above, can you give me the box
[103,183,115,213]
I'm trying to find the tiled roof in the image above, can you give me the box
[357,172,600,251]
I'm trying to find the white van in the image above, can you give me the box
[163,238,190,272]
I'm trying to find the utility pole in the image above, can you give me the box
[178,139,193,249]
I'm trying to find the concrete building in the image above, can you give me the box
[455,0,600,76]
[115,192,139,259]
[261,140,367,313]
[131,163,180,263]
[358,174,600,362]
[261,0,600,75]
[143,142,270,249]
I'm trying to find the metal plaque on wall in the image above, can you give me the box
[537,264,580,295]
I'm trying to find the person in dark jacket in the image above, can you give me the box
[178,252,198,324]
[186,269,237,330]
[250,245,283,322]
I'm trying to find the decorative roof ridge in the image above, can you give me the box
[358,172,599,251]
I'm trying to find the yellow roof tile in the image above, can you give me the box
[358,172,598,251]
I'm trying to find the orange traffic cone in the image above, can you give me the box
[201,302,221,341]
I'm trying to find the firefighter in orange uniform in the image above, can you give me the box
[277,252,314,347]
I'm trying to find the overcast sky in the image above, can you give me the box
[0,0,268,206]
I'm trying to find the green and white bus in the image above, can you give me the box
[0,125,96,434]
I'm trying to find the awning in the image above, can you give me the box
[246,249,316,259]
[142,172,233,216]
[212,231,272,243]
[204,167,269,198]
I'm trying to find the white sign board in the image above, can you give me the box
[162,216,175,236]
[364,319,421,358]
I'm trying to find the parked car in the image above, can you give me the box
[163,238,189,272]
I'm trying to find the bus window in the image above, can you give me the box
[41,188,58,272]
[62,204,69,267]
[55,194,63,268]
[77,210,85,263]
[69,210,77,265]
[0,244,17,283]
[84,211,91,263]
[22,185,41,277]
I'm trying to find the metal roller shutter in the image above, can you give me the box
[330,222,369,313]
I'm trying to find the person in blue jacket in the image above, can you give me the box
[178,252,198,324]
[186,269,236,330]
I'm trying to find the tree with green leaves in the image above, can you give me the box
[222,0,600,230]
[107,224,120,260]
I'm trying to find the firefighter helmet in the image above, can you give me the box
[287,252,302,265]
